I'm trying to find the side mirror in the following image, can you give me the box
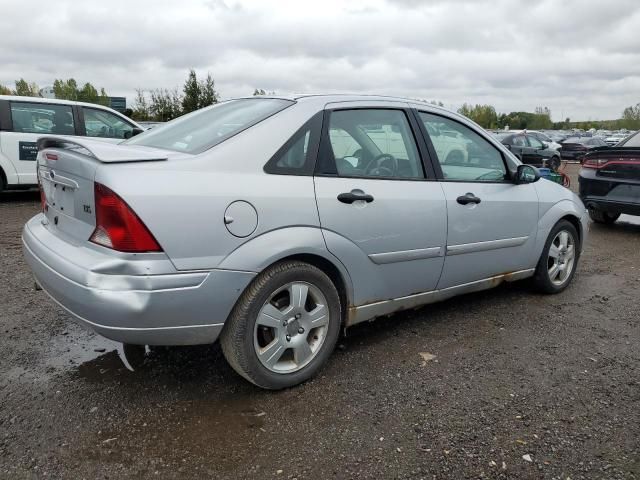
[123,127,144,139]
[540,142,549,149]
[504,144,512,150]
[515,164,540,184]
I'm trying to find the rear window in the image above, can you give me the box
[621,132,640,147]
[125,98,293,154]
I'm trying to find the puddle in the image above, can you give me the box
[46,324,151,380]
[46,327,121,370]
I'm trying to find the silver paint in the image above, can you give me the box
[23,94,588,347]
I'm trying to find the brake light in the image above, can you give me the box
[45,153,58,161]
[90,183,162,252]
[583,157,640,169]
[582,157,607,169]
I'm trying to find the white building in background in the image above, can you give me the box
[39,86,55,98]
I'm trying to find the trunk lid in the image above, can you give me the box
[36,136,171,244]
[586,147,640,180]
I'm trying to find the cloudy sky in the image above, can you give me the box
[1,0,639,120]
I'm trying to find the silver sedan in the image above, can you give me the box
[23,95,588,389]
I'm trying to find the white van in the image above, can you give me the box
[0,95,143,191]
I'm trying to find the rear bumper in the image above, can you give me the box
[22,215,255,345]
[579,170,640,216]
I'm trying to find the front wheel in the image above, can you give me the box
[220,260,341,389]
[532,220,580,294]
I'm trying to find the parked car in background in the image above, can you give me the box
[604,132,629,146]
[495,132,562,170]
[579,130,640,224]
[559,136,608,162]
[23,95,588,389]
[507,130,562,151]
[0,95,143,192]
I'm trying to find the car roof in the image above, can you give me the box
[0,94,119,111]
[233,93,452,110]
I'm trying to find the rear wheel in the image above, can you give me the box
[532,220,580,294]
[588,209,620,224]
[220,260,341,389]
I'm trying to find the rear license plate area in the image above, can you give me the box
[42,175,75,216]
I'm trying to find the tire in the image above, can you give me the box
[532,220,580,294]
[549,156,561,171]
[220,260,341,390]
[0,171,5,194]
[588,209,620,224]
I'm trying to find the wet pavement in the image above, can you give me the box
[1,165,639,479]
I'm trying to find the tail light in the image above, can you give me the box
[583,157,640,169]
[90,183,162,253]
[582,157,608,169]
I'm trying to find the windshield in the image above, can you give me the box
[125,98,293,154]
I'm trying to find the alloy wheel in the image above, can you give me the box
[253,282,330,373]
[547,230,576,286]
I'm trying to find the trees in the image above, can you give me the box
[457,103,498,129]
[621,103,640,130]
[198,73,218,108]
[52,79,110,106]
[15,78,39,97]
[132,89,151,121]
[77,82,110,106]
[182,70,219,114]
[150,88,183,122]
[53,79,79,100]
[182,70,200,114]
[253,88,266,96]
[0,84,14,95]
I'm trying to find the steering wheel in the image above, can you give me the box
[365,153,398,177]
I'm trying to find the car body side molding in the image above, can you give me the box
[446,236,529,256]
[368,246,444,264]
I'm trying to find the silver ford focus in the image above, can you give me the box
[22,95,588,389]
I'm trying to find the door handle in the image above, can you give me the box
[456,193,481,205]
[337,191,374,204]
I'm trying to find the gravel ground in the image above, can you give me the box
[1,165,638,479]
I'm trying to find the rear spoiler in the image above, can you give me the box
[37,136,168,163]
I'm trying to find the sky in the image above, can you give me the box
[1,0,639,121]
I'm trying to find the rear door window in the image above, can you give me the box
[10,102,75,135]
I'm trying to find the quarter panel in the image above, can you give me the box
[98,166,322,271]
